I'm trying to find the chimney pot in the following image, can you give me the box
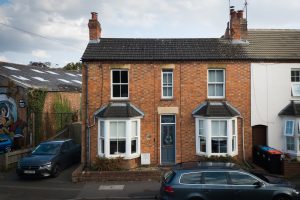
[91,12,98,20]
[237,10,243,19]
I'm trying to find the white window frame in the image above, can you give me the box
[232,119,237,153]
[207,69,225,99]
[286,136,295,152]
[211,120,228,154]
[161,70,173,99]
[198,120,206,153]
[284,120,295,136]
[99,121,105,156]
[291,69,300,97]
[195,117,238,157]
[111,69,129,100]
[97,118,141,159]
[109,121,126,156]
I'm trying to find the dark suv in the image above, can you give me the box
[159,162,300,200]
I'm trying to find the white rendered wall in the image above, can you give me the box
[251,63,300,151]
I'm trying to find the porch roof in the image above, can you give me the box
[192,101,240,117]
[94,102,144,118]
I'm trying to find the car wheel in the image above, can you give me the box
[5,146,11,153]
[274,195,291,200]
[51,164,61,178]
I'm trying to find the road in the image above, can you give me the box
[0,165,160,200]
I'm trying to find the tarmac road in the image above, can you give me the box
[0,164,160,200]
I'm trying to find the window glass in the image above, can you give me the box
[230,172,258,185]
[286,136,295,151]
[232,120,236,136]
[285,120,294,136]
[131,139,137,153]
[110,122,118,137]
[203,172,227,184]
[100,121,105,137]
[199,120,204,136]
[118,122,126,137]
[161,115,175,123]
[212,121,227,137]
[291,69,300,82]
[180,173,202,184]
[112,70,128,98]
[208,69,224,98]
[131,121,137,137]
[200,137,206,152]
[162,70,173,98]
[110,140,125,154]
[212,138,227,153]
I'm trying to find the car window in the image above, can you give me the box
[32,143,61,155]
[203,172,228,184]
[67,140,77,148]
[229,172,259,185]
[61,142,70,152]
[164,170,175,183]
[180,172,202,184]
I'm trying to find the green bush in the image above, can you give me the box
[53,94,72,131]
[92,157,124,171]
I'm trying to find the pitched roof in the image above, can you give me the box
[192,101,240,117]
[0,62,82,92]
[279,101,300,116]
[94,102,144,118]
[81,29,300,62]
[246,29,300,61]
[82,38,247,61]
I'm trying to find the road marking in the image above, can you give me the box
[98,185,125,190]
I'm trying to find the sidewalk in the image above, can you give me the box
[74,180,161,200]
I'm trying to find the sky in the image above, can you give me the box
[0,0,300,68]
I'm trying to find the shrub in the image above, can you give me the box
[92,157,124,171]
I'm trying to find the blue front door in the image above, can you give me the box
[161,115,175,165]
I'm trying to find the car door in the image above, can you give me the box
[60,142,72,168]
[201,172,232,200]
[228,172,273,200]
[175,172,203,200]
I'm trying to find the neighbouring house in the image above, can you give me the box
[250,30,300,158]
[81,10,253,168]
[0,61,82,148]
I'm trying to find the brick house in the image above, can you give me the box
[81,9,256,168]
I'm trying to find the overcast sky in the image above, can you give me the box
[0,0,300,68]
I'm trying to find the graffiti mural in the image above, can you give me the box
[0,94,20,138]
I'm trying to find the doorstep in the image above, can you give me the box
[72,164,163,183]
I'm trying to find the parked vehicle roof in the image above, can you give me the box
[173,161,241,171]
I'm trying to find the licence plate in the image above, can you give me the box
[24,170,35,174]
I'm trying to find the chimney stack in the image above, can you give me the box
[226,9,247,40]
[88,12,101,43]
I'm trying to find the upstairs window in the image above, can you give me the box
[162,70,173,98]
[291,69,300,96]
[111,70,128,99]
[208,69,225,98]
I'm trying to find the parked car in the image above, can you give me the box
[16,139,80,178]
[159,161,300,200]
[0,134,12,153]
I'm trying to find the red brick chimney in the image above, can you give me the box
[226,9,247,40]
[88,12,101,42]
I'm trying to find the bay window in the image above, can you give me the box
[98,118,140,159]
[195,118,238,157]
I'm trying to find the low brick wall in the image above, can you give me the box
[282,160,300,178]
[72,164,162,183]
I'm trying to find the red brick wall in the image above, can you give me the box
[82,61,251,166]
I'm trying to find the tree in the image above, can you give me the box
[63,62,82,71]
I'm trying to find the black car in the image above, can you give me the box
[16,139,80,178]
[159,161,300,200]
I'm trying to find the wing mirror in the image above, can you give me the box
[253,181,264,188]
